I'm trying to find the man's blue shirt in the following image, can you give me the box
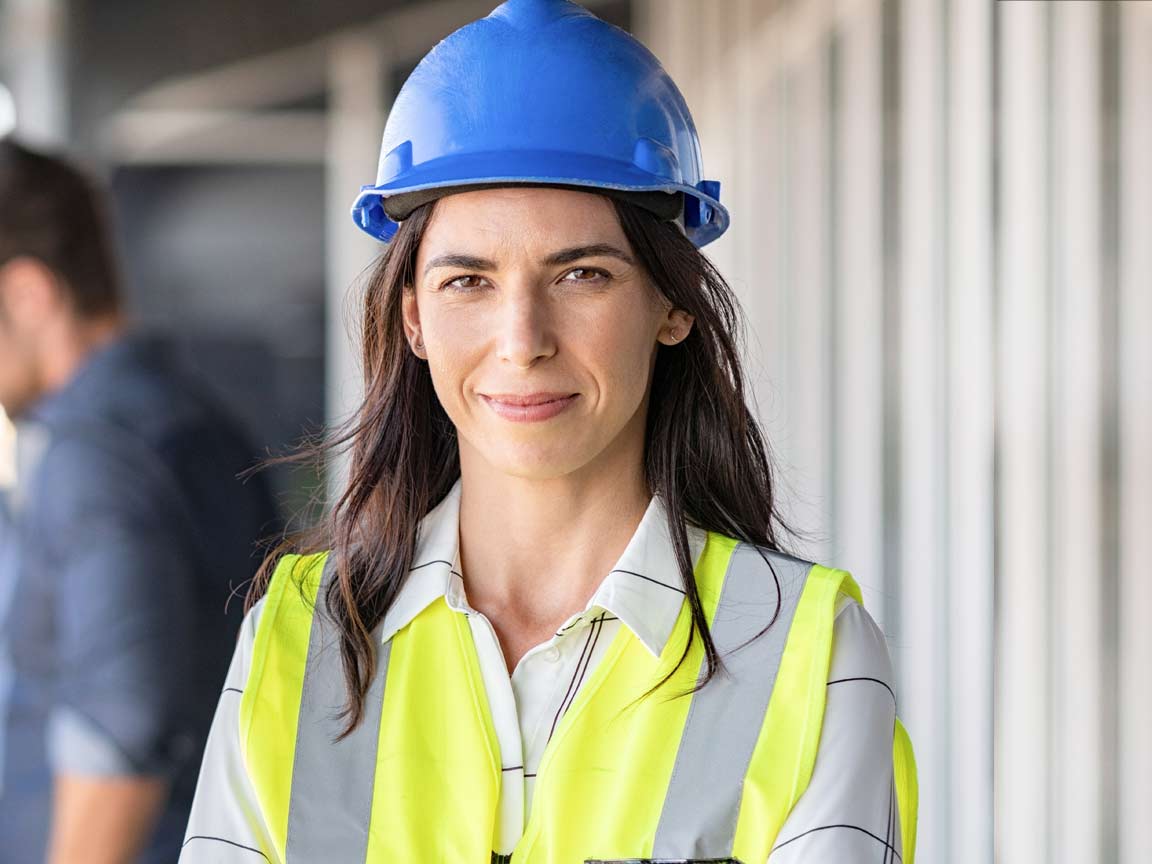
[0,332,280,863]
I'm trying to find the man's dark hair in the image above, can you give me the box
[0,137,121,318]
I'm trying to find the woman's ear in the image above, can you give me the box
[400,287,427,358]
[657,307,695,346]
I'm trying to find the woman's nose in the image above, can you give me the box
[494,287,557,368]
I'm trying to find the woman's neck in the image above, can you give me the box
[455,452,652,651]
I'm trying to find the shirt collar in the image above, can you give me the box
[581,490,707,657]
[378,476,708,658]
[377,478,464,645]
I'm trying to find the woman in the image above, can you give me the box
[181,1,917,862]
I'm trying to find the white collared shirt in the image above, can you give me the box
[182,477,902,862]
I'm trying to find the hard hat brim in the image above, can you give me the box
[378,182,684,225]
[350,148,729,247]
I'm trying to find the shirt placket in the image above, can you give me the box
[447,557,530,854]
[448,546,633,855]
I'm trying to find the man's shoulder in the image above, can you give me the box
[20,423,185,533]
[96,336,244,440]
[49,334,263,483]
[20,340,242,519]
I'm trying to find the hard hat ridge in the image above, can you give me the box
[489,0,592,29]
[350,0,730,247]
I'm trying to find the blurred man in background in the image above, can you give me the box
[0,138,281,863]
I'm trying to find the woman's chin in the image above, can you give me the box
[480,441,596,481]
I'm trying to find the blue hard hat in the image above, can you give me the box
[350,0,729,247]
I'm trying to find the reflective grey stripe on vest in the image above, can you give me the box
[285,556,391,862]
[652,544,814,859]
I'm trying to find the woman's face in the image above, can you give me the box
[404,186,693,481]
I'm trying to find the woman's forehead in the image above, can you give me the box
[418,186,628,259]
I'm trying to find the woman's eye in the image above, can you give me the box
[442,274,486,292]
[562,267,609,284]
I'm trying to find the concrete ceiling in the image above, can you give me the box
[68,0,630,151]
[68,0,417,145]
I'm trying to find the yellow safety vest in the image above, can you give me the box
[239,531,918,863]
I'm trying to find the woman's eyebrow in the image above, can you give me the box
[423,253,495,277]
[422,244,635,278]
[543,244,635,267]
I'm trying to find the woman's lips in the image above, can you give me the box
[480,393,579,422]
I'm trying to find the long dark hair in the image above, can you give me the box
[248,193,801,737]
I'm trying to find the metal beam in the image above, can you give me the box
[98,109,327,165]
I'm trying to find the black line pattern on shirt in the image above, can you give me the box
[556,617,583,636]
[827,676,897,707]
[409,558,454,571]
[548,617,597,743]
[885,772,896,864]
[181,835,270,860]
[609,568,686,595]
[501,765,524,772]
[221,687,244,696]
[565,614,606,713]
[770,824,901,861]
[547,612,607,745]
[556,613,618,638]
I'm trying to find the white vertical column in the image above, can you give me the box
[784,1,832,563]
[1119,6,1152,863]
[0,408,14,492]
[325,34,388,497]
[728,0,764,316]
[898,0,948,859]
[654,0,700,109]
[997,4,1051,863]
[751,40,797,460]
[770,62,801,529]
[696,0,736,278]
[946,0,994,859]
[832,0,885,620]
[735,7,787,436]
[0,82,15,137]
[1051,4,1104,863]
[0,0,68,144]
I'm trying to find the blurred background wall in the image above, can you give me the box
[1,1,1149,862]
[639,2,1151,863]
